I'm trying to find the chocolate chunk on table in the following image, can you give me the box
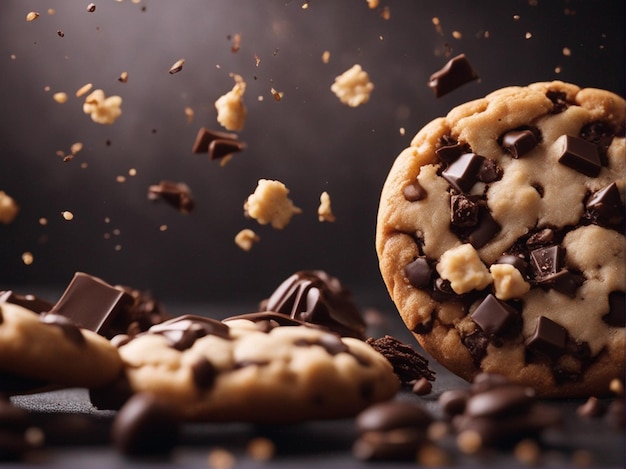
[428,54,479,98]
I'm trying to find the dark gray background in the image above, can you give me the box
[1,0,624,303]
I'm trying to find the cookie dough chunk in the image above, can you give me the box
[376,81,625,397]
[0,302,123,391]
[104,315,399,423]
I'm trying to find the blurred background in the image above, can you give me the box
[0,0,623,307]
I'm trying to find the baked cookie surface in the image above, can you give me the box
[376,81,625,397]
[104,314,399,422]
[0,302,123,391]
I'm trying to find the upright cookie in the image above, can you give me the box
[376,81,625,397]
[0,302,123,392]
[95,314,399,423]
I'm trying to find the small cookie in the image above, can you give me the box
[97,315,399,423]
[376,81,625,397]
[0,302,123,391]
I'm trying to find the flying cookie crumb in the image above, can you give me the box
[330,64,374,107]
[244,179,302,229]
[317,191,336,222]
[0,191,19,224]
[215,74,247,131]
[82,89,122,124]
[235,229,260,251]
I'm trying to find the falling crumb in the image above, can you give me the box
[26,11,40,22]
[44,86,51,92]
[427,421,450,442]
[87,3,96,12]
[317,191,336,222]
[128,168,137,176]
[53,92,68,104]
[555,66,562,74]
[184,106,194,123]
[562,47,572,56]
[432,17,444,36]
[609,378,624,396]
[322,50,330,64]
[61,211,74,221]
[116,175,126,183]
[10,54,16,60]
[57,30,65,38]
[399,127,406,135]
[301,2,309,9]
[235,229,260,252]
[207,448,236,469]
[380,6,390,20]
[270,87,283,101]
[244,179,302,230]
[215,74,247,131]
[514,439,541,465]
[330,64,374,107]
[168,58,185,74]
[452,30,462,39]
[21,252,34,266]
[457,430,482,454]
[366,0,379,8]
[513,14,521,20]
[70,142,83,154]
[0,191,19,224]
[75,83,93,97]
[231,33,241,53]
[48,8,55,15]
[525,32,532,39]
[114,244,122,252]
[39,218,48,226]
[246,437,275,461]
[83,89,122,124]
[159,224,168,232]
[118,71,129,83]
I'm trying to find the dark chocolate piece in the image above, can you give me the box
[261,270,366,339]
[526,228,555,247]
[579,121,615,165]
[603,291,625,327]
[366,335,435,384]
[190,357,217,389]
[464,384,534,418]
[0,291,54,313]
[435,140,469,165]
[438,389,470,417]
[557,135,602,177]
[111,393,180,456]
[147,180,195,214]
[223,311,312,331]
[585,182,625,228]
[209,138,246,161]
[403,181,427,201]
[39,313,85,345]
[148,315,230,350]
[356,401,433,434]
[352,428,424,462]
[477,158,502,183]
[495,255,529,278]
[500,128,539,158]
[89,375,133,411]
[191,127,245,160]
[450,194,479,227]
[441,152,485,193]
[470,294,518,337]
[467,205,501,249]
[404,257,433,289]
[411,377,432,396]
[428,54,479,98]
[525,316,567,358]
[546,90,569,114]
[48,272,135,338]
[530,245,563,278]
[461,329,489,366]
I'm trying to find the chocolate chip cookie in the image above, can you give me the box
[376,81,625,397]
[96,314,399,422]
[0,301,123,392]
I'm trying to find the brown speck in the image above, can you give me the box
[168,58,185,74]
[254,54,261,67]
[270,87,283,101]
[87,3,96,12]
[118,71,129,83]
[57,30,65,37]
[75,83,93,97]
[231,33,241,53]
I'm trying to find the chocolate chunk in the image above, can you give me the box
[411,377,432,395]
[403,180,427,201]
[356,401,433,434]
[191,127,245,160]
[546,90,569,113]
[148,315,230,350]
[477,158,502,183]
[450,194,480,227]
[0,291,54,313]
[352,428,424,462]
[465,384,534,418]
[468,205,501,249]
[191,357,217,389]
[261,270,366,339]
[545,269,585,297]
[556,135,602,177]
[461,329,489,366]
[428,54,479,98]
[49,272,136,338]
[530,245,563,278]
[441,152,485,193]
[111,393,180,456]
[110,286,169,338]
[39,313,85,345]
[89,375,133,411]
[435,140,469,165]
[525,316,567,358]
[495,255,529,279]
[585,182,625,228]
[579,121,615,165]
[404,257,433,289]
[438,389,470,417]
[603,291,625,327]
[526,228,555,247]
[500,128,539,158]
[366,335,435,384]
[470,294,518,337]
[147,180,195,214]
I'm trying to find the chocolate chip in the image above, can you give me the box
[438,389,470,417]
[435,140,469,165]
[441,152,485,193]
[403,181,427,201]
[585,182,625,229]
[191,357,217,389]
[470,294,518,337]
[525,316,567,358]
[352,428,424,461]
[428,54,479,98]
[89,374,133,411]
[495,255,529,279]
[209,138,246,161]
[111,393,180,456]
[411,377,433,396]
[500,128,539,158]
[356,401,433,434]
[465,384,534,418]
[603,291,625,327]
[39,313,85,345]
[404,257,433,289]
[579,121,615,165]
[556,134,602,177]
[526,228,555,247]
[149,315,230,350]
[467,205,501,249]
[450,194,479,228]
[147,180,195,213]
[366,335,435,384]
[461,330,489,366]
[546,90,569,113]
[530,245,563,278]
[477,158,502,183]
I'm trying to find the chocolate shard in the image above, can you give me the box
[530,245,563,278]
[467,205,501,249]
[525,316,567,358]
[435,140,470,165]
[579,121,615,165]
[470,294,518,337]
[404,257,433,289]
[477,158,502,183]
[585,182,625,228]
[428,53,479,98]
[191,127,238,154]
[500,128,540,158]
[208,138,246,161]
[147,180,195,213]
[556,134,602,177]
[441,152,486,193]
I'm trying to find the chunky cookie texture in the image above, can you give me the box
[376,81,625,397]
[98,315,399,423]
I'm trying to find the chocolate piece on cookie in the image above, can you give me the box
[97,315,398,423]
[376,81,625,397]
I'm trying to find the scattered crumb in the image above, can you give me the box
[244,179,302,230]
[61,211,74,221]
[207,448,236,469]
[317,191,336,222]
[184,106,194,123]
[270,87,283,101]
[231,33,241,53]
[457,430,482,454]
[26,11,40,22]
[399,127,405,136]
[118,71,129,83]
[380,6,390,20]
[159,224,168,232]
[246,437,275,461]
[87,3,96,12]
[53,92,68,104]
[609,378,624,396]
[513,14,521,21]
[330,64,374,107]
[57,30,65,38]
[116,175,126,183]
[39,218,48,226]
[432,17,444,36]
[82,89,122,124]
[562,47,572,56]
[0,192,19,224]
[322,50,330,64]
[417,443,450,467]
[168,58,185,74]
[21,252,34,266]
[234,229,260,251]
[75,83,93,97]
[514,439,541,465]
[48,8,55,15]
[452,30,462,39]
[525,32,532,39]
[366,0,379,8]
[71,142,83,154]
[215,74,247,131]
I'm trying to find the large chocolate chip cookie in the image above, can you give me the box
[376,81,625,397]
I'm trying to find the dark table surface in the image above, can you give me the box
[6,295,625,468]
